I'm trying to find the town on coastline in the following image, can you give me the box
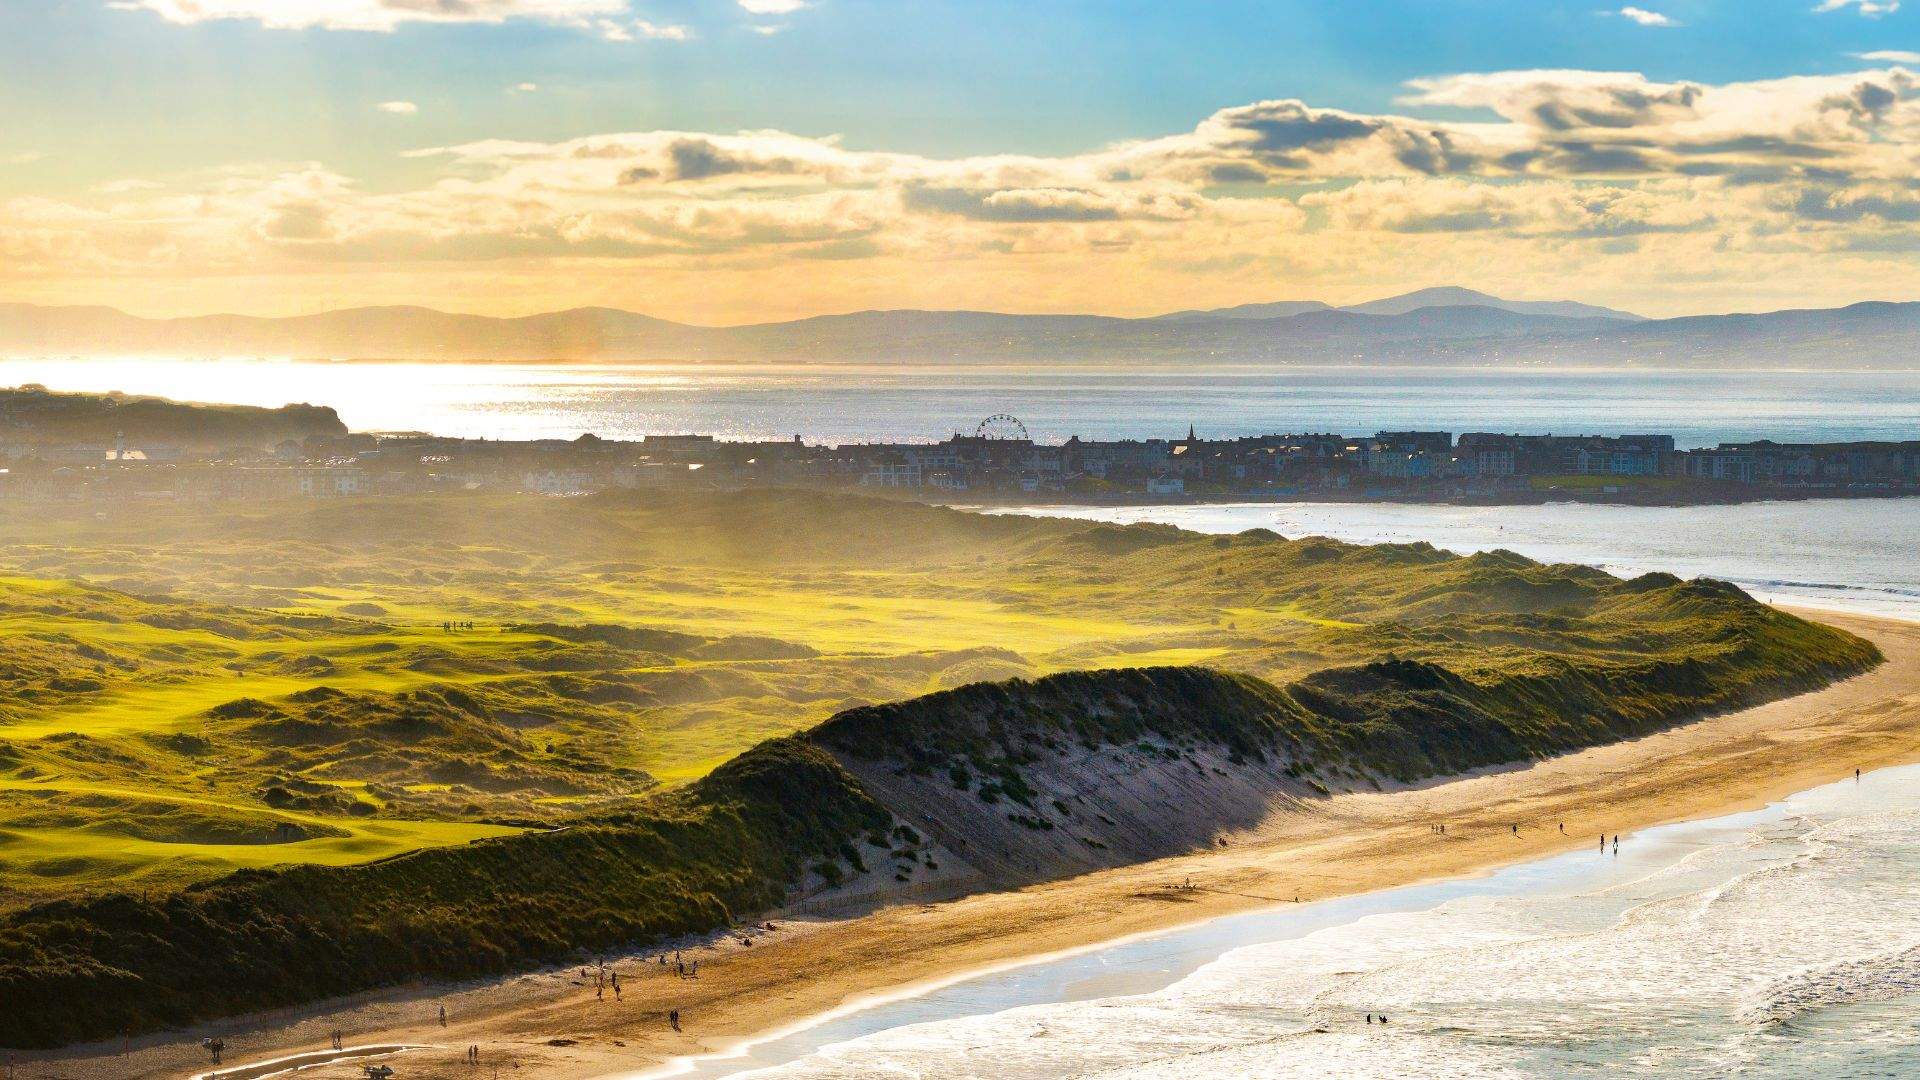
[4,395,1917,507]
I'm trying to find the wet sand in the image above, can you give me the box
[21,610,1920,1080]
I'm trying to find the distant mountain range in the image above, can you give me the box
[3,287,1916,368]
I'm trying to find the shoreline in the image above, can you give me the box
[944,486,1920,511]
[19,608,1920,1080]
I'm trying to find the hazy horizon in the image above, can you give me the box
[16,283,1920,325]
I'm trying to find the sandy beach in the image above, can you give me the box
[20,608,1920,1080]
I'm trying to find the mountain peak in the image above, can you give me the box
[1342,286,1643,321]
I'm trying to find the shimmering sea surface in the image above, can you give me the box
[3,359,1918,447]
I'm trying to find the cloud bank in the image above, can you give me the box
[9,65,1919,318]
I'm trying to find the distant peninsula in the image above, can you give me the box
[4,287,1918,369]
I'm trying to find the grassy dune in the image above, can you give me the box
[0,490,1885,1046]
[0,493,1883,903]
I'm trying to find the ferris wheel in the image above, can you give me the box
[974,414,1030,441]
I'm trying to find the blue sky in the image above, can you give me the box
[1,1,1915,319]
[5,0,1909,191]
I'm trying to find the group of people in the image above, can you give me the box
[592,964,624,1001]
[1428,821,1613,845]
[440,620,475,631]
[655,951,700,979]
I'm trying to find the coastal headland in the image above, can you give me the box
[13,608,1918,1080]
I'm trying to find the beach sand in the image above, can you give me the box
[21,609,1920,1080]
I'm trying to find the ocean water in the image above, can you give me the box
[3,358,1919,447]
[652,769,1920,1080]
[996,500,1920,623]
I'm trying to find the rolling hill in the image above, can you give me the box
[0,489,1888,1046]
[1,289,1916,367]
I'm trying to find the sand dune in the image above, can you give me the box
[18,609,1920,1080]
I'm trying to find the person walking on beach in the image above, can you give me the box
[439,1003,448,1027]
[669,1010,681,1032]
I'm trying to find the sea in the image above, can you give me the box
[11,357,1920,1078]
[996,500,1920,625]
[3,358,1919,447]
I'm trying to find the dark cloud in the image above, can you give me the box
[1790,187,1920,222]
[1212,101,1384,160]
[1532,142,1663,174]
[618,138,810,184]
[1527,83,1702,131]
[900,184,1196,223]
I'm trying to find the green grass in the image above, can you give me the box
[0,734,895,1049]
[0,490,1884,913]
[0,586,1879,1048]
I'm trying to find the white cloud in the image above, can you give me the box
[739,0,809,13]
[509,82,541,93]
[6,151,47,165]
[110,0,629,32]
[10,65,1920,319]
[1616,7,1680,26]
[591,17,689,40]
[375,100,419,115]
[1858,50,1920,63]
[1815,0,1900,15]
[748,23,787,34]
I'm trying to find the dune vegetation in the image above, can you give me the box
[0,489,1883,1046]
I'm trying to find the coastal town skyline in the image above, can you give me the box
[3,2,1918,323]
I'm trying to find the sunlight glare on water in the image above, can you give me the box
[4,358,1919,446]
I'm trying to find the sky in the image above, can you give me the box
[1,0,1917,321]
